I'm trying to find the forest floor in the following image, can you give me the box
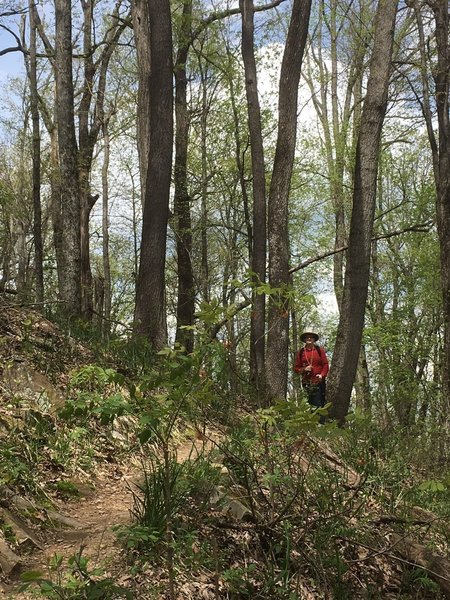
[1,301,450,599]
[1,436,215,599]
[2,462,136,598]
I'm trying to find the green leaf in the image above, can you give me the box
[418,480,445,493]
[20,570,44,582]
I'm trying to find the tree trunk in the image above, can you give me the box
[327,0,399,423]
[430,2,450,425]
[200,64,210,304]
[132,0,151,206]
[134,0,173,350]
[240,0,267,399]
[28,0,44,305]
[174,0,195,353]
[102,119,112,334]
[49,129,64,297]
[354,346,371,415]
[266,0,312,402]
[78,0,95,319]
[78,1,126,319]
[55,0,82,317]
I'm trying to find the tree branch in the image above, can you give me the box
[288,221,433,275]
[208,222,433,338]
[191,0,286,42]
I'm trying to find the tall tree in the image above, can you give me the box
[412,0,450,421]
[430,1,450,422]
[78,0,128,318]
[134,0,173,349]
[266,0,312,401]
[305,0,372,411]
[55,0,82,317]
[27,0,44,305]
[327,0,399,423]
[131,0,151,201]
[35,1,127,318]
[173,0,195,353]
[101,116,112,332]
[240,0,267,397]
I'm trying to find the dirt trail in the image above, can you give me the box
[1,465,136,598]
[1,436,219,598]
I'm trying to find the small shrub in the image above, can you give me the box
[19,550,133,599]
[52,480,81,500]
[119,457,189,555]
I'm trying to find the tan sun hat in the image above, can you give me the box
[300,331,319,343]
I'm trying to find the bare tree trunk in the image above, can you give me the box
[134,0,173,350]
[49,129,64,296]
[79,0,95,319]
[15,218,27,296]
[126,165,140,293]
[102,119,112,333]
[240,0,266,399]
[327,0,399,424]
[354,346,371,414]
[200,64,210,304]
[429,2,450,426]
[174,0,195,353]
[266,0,312,402]
[0,212,13,292]
[28,0,44,305]
[55,0,82,317]
[132,0,151,204]
[405,2,450,431]
[78,1,126,319]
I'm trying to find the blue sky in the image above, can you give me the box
[0,24,25,83]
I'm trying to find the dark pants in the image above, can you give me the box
[304,381,326,422]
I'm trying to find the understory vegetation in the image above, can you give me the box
[1,309,449,599]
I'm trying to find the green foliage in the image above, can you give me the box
[0,437,34,489]
[49,425,95,473]
[221,563,258,597]
[58,366,131,426]
[417,480,446,494]
[51,480,81,500]
[182,454,222,501]
[401,567,440,596]
[120,457,188,553]
[19,551,132,599]
[68,365,125,390]
[114,523,160,552]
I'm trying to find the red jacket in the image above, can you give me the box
[294,345,329,385]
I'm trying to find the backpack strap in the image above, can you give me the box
[300,344,324,361]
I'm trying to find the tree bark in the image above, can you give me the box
[102,118,112,333]
[430,1,450,425]
[134,0,173,350]
[266,0,312,402]
[200,63,210,304]
[240,0,267,398]
[55,0,82,317]
[327,0,399,423]
[174,0,195,353]
[78,1,127,319]
[28,0,44,305]
[132,0,151,204]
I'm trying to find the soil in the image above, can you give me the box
[1,463,136,599]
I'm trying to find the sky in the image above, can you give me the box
[0,20,26,132]
[0,9,25,81]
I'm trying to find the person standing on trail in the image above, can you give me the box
[294,331,329,413]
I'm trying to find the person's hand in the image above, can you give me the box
[305,365,312,372]
[317,374,322,380]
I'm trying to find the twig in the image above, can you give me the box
[336,535,450,585]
